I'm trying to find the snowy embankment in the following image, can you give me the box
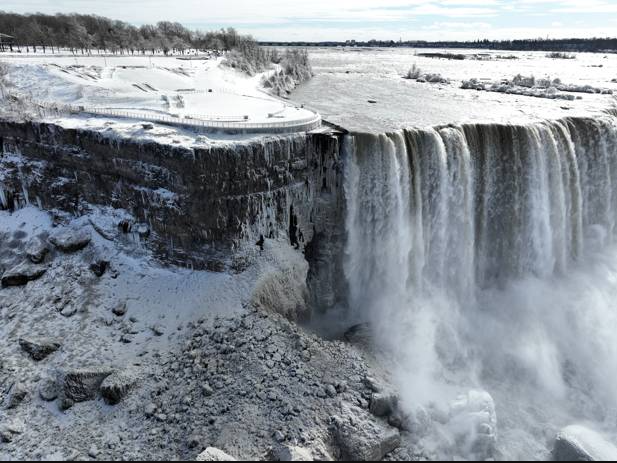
[0,53,320,137]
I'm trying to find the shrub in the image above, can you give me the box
[546,52,576,59]
[405,64,422,80]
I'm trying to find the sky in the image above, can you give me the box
[2,0,617,42]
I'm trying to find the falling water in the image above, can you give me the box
[343,116,617,459]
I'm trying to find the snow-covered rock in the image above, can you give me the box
[553,425,617,461]
[195,447,237,461]
[100,369,139,405]
[1,261,47,287]
[63,368,115,403]
[25,237,49,264]
[49,229,91,253]
[333,404,401,461]
[270,445,314,461]
[5,383,29,410]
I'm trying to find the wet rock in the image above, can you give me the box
[100,369,139,405]
[1,261,47,287]
[25,238,49,264]
[333,405,401,461]
[63,368,115,402]
[49,229,91,253]
[19,337,61,361]
[196,447,237,461]
[369,391,399,418]
[554,425,617,461]
[5,383,28,410]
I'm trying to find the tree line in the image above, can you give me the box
[261,38,617,53]
[0,12,252,55]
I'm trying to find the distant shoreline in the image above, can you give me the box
[260,38,617,54]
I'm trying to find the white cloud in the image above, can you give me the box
[1,0,616,41]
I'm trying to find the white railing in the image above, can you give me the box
[35,100,322,134]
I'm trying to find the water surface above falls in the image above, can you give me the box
[291,47,617,132]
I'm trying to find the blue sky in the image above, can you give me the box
[2,0,617,41]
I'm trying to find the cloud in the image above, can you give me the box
[1,0,615,41]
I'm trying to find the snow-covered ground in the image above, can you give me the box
[292,47,617,131]
[0,205,408,461]
[0,53,318,140]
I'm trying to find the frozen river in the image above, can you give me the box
[291,47,617,131]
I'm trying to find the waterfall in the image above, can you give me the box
[343,115,617,459]
[345,117,617,305]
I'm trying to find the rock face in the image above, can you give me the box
[195,447,237,461]
[1,261,47,287]
[0,121,345,313]
[100,369,139,405]
[63,368,115,402]
[49,229,91,253]
[19,337,61,361]
[333,404,401,461]
[554,425,617,461]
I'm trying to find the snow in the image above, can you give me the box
[0,53,318,140]
[558,425,617,461]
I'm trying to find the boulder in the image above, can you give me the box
[333,405,401,461]
[100,369,139,405]
[271,445,313,461]
[39,380,59,402]
[63,368,114,402]
[25,238,49,264]
[49,229,91,253]
[369,391,399,417]
[196,447,237,461]
[447,390,497,460]
[1,261,47,287]
[19,337,61,361]
[554,425,617,461]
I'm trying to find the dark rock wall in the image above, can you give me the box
[0,121,345,309]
